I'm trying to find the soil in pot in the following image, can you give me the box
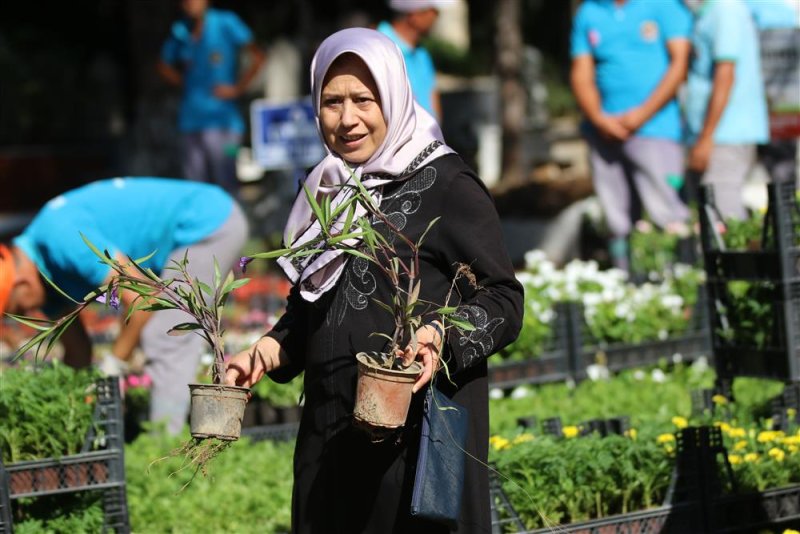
[189,384,250,441]
[353,352,422,439]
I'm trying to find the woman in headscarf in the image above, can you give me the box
[225,28,523,533]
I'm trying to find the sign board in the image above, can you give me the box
[760,28,800,139]
[250,98,326,170]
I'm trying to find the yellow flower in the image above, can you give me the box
[657,433,676,444]
[758,430,785,443]
[563,425,579,439]
[783,529,800,534]
[727,427,747,438]
[513,433,535,445]
[664,445,675,455]
[728,454,742,465]
[788,445,799,454]
[712,394,728,405]
[733,440,749,451]
[672,416,688,429]
[788,408,797,419]
[781,435,800,446]
[744,452,760,463]
[490,435,511,451]
[625,428,638,440]
[769,447,786,462]
[715,421,732,433]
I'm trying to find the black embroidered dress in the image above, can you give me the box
[267,153,524,534]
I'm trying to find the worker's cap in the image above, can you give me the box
[389,0,454,13]
[0,244,16,316]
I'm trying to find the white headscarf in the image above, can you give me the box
[277,27,453,302]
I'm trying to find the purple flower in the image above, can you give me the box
[239,256,254,273]
[98,286,120,310]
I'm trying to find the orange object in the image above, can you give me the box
[0,244,16,315]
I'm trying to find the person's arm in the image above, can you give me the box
[60,315,92,369]
[225,284,307,387]
[689,61,735,171]
[213,43,267,100]
[620,38,690,132]
[570,55,630,141]
[110,288,151,361]
[407,170,523,392]
[156,60,183,88]
[224,335,291,388]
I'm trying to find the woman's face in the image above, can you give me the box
[319,54,387,164]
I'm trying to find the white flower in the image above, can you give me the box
[691,356,709,373]
[524,249,548,269]
[672,353,683,364]
[586,363,610,381]
[658,329,668,340]
[200,352,215,367]
[489,388,505,400]
[633,370,646,380]
[510,386,530,399]
[651,369,667,383]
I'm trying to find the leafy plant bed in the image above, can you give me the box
[0,369,129,533]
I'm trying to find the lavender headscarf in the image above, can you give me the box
[277,28,453,302]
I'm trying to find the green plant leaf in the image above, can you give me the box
[448,317,476,331]
[4,313,53,331]
[303,185,327,232]
[39,271,80,304]
[417,216,441,247]
[167,323,204,336]
[79,233,118,270]
[250,248,293,259]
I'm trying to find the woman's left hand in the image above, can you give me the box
[400,322,444,394]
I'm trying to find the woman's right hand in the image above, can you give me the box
[224,336,282,388]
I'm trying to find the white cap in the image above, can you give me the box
[389,0,453,13]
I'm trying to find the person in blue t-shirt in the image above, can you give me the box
[684,0,770,220]
[570,0,692,271]
[377,0,447,119]
[0,178,248,435]
[157,0,265,193]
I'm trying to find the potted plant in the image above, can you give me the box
[8,238,252,446]
[246,175,474,438]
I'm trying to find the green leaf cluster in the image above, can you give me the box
[0,362,99,463]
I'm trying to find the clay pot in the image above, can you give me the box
[188,384,250,441]
[353,352,421,437]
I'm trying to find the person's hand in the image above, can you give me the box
[593,114,630,142]
[224,337,278,389]
[399,322,444,394]
[619,107,647,133]
[213,84,241,100]
[688,135,714,172]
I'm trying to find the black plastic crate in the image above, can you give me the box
[241,421,300,442]
[489,468,526,534]
[2,377,129,533]
[700,182,800,382]
[525,502,700,534]
[708,484,800,533]
[0,460,10,534]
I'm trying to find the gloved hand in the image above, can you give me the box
[97,351,129,377]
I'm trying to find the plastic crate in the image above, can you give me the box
[241,421,300,442]
[0,460,10,534]
[2,377,129,533]
[700,182,800,381]
[489,468,526,534]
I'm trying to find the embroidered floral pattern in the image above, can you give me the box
[452,304,505,367]
[332,164,438,323]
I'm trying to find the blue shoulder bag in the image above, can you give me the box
[410,385,469,528]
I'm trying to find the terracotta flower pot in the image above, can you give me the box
[188,383,250,441]
[353,352,421,437]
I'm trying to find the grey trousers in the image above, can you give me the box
[142,202,249,435]
[181,129,242,193]
[587,133,690,238]
[699,144,756,220]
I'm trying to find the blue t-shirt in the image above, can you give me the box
[685,0,770,144]
[13,178,234,312]
[570,0,692,141]
[377,21,438,117]
[161,8,253,133]
[745,0,800,29]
